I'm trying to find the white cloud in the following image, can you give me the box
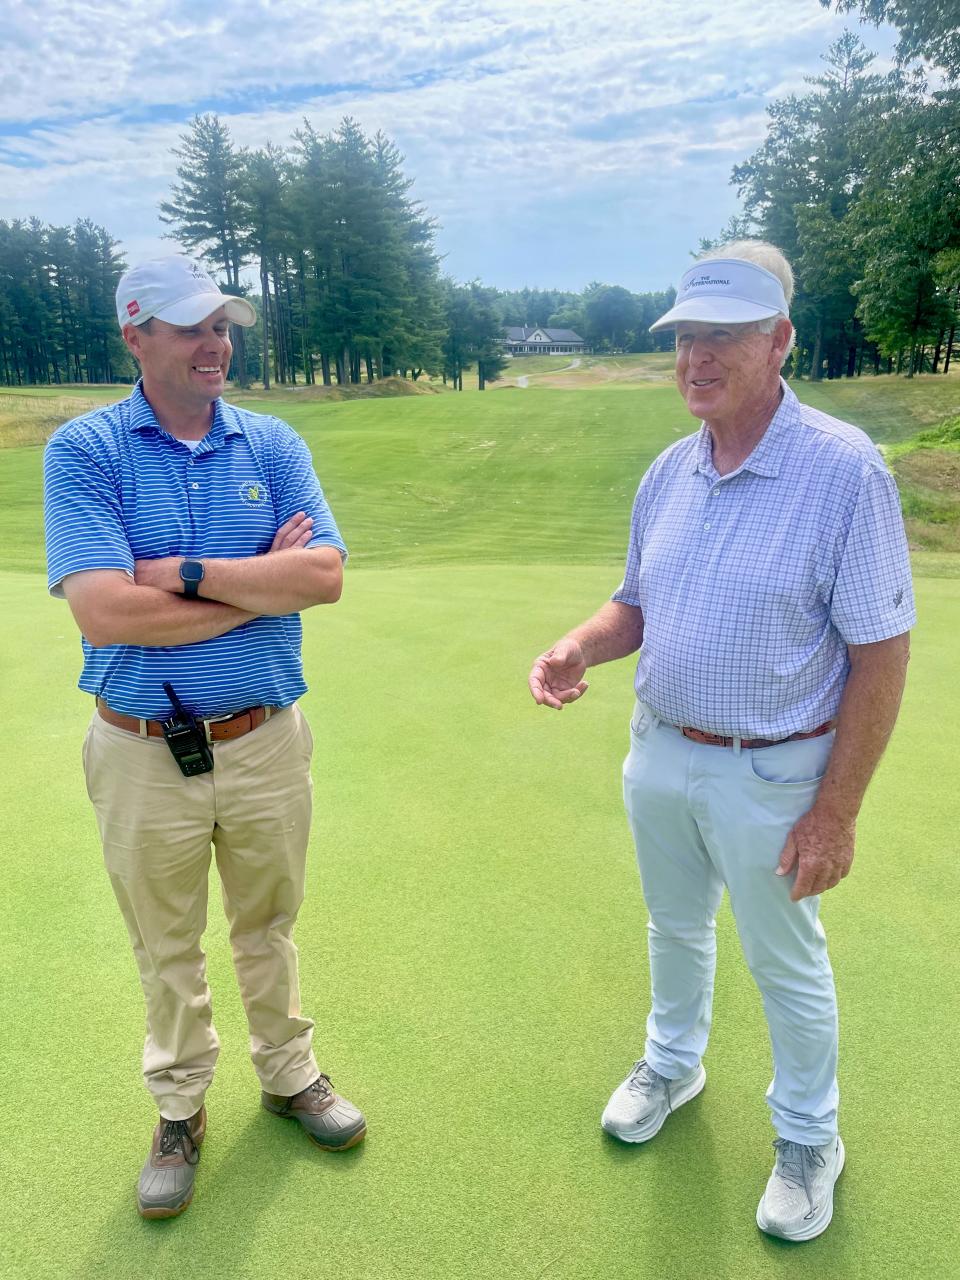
[0,0,899,290]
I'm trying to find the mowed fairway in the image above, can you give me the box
[1,377,958,1279]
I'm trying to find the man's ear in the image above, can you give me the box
[771,317,794,367]
[122,322,145,362]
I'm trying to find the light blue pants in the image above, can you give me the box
[622,702,839,1145]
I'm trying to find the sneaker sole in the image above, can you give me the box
[601,1064,707,1144]
[756,1137,845,1242]
[138,1190,194,1220]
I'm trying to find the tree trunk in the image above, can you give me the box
[943,325,955,374]
[364,354,374,383]
[321,353,331,386]
[809,317,823,382]
[302,331,313,384]
[260,262,271,390]
[272,273,285,383]
[283,264,297,385]
[932,331,944,374]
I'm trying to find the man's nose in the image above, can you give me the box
[688,337,715,365]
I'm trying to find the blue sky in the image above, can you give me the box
[1,0,898,294]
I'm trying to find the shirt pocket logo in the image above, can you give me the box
[239,479,269,507]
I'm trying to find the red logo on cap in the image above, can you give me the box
[127,300,141,317]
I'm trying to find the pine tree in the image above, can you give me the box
[160,114,251,386]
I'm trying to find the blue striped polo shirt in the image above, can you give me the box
[44,383,347,719]
[612,381,915,738]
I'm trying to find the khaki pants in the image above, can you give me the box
[83,704,320,1120]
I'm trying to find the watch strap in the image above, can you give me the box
[180,559,204,598]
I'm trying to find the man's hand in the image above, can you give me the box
[134,512,318,593]
[271,511,313,552]
[528,639,589,710]
[776,806,856,902]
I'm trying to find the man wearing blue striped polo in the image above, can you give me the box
[528,241,914,1241]
[44,255,365,1219]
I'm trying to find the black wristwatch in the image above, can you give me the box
[179,559,205,599]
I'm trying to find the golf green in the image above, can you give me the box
[1,562,957,1280]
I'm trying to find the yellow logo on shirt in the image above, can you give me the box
[238,480,269,507]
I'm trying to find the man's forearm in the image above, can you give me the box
[566,601,645,667]
[75,581,256,648]
[136,547,343,615]
[201,547,342,613]
[814,633,910,822]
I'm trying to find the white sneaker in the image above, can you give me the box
[756,1136,845,1241]
[600,1058,706,1143]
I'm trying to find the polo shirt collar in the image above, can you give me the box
[127,380,244,446]
[692,378,798,480]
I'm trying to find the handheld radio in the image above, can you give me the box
[161,682,214,777]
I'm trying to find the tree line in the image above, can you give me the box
[2,0,957,389]
[0,218,130,386]
[717,9,960,379]
[0,110,678,391]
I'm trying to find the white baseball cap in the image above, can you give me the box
[116,255,257,329]
[650,258,789,331]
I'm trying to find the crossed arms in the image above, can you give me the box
[62,512,342,649]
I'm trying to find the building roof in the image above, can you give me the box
[503,326,584,343]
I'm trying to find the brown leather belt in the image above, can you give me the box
[97,699,275,742]
[680,720,835,749]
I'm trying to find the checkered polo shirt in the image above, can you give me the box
[612,381,915,738]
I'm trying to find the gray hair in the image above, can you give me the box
[697,239,796,365]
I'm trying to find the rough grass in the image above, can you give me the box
[0,377,441,448]
[236,374,443,407]
[887,416,960,552]
[0,386,129,448]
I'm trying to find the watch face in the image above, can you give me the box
[181,560,204,583]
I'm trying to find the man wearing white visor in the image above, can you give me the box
[44,254,365,1219]
[529,241,913,1240]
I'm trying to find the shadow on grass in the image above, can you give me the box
[78,1110,367,1278]
[595,1093,855,1274]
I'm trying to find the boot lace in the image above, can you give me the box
[158,1118,199,1161]
[302,1074,334,1104]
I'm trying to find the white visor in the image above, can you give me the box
[650,258,789,331]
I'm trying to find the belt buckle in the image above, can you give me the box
[202,709,238,744]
